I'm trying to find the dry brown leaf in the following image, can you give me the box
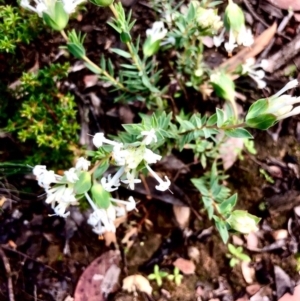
[272,229,288,240]
[278,284,300,301]
[173,205,190,228]
[241,261,255,284]
[173,258,196,275]
[246,232,259,250]
[83,74,99,88]
[122,274,153,295]
[74,250,121,301]
[266,0,300,10]
[219,137,244,170]
[188,246,200,263]
[220,23,277,72]
[246,284,261,296]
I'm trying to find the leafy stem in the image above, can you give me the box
[179,122,247,135]
[60,30,129,92]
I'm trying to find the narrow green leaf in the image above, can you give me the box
[215,219,229,243]
[224,128,253,138]
[111,48,131,58]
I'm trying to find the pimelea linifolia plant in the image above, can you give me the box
[18,0,300,242]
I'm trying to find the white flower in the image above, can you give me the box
[93,132,122,148]
[237,27,254,47]
[20,0,48,17]
[126,196,137,211]
[62,0,86,14]
[53,202,71,218]
[37,170,57,189]
[20,0,84,17]
[224,29,238,53]
[112,144,127,166]
[33,165,47,177]
[46,186,77,218]
[141,129,157,145]
[101,166,125,192]
[88,207,116,235]
[143,148,162,164]
[121,171,141,190]
[64,167,79,183]
[224,27,254,54]
[241,58,266,89]
[110,196,137,211]
[75,157,91,171]
[266,79,300,120]
[213,28,225,48]
[145,164,171,192]
[146,21,168,42]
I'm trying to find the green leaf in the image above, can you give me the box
[84,61,101,74]
[91,183,111,209]
[111,48,131,58]
[94,160,109,180]
[74,171,92,195]
[245,114,277,130]
[215,218,229,243]
[216,108,225,127]
[245,99,268,120]
[218,193,237,214]
[207,113,217,126]
[224,128,253,138]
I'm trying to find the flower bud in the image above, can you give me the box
[42,1,69,31]
[226,210,260,234]
[210,72,235,102]
[224,0,245,33]
[143,21,167,57]
[246,79,300,129]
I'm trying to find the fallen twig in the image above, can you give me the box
[0,247,15,301]
[263,28,300,73]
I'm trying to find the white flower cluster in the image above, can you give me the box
[267,79,300,120]
[33,157,137,235]
[146,22,168,44]
[33,128,169,236]
[196,8,223,34]
[20,0,85,17]
[241,58,268,89]
[92,129,171,192]
[213,27,254,54]
[86,194,136,235]
[33,157,90,218]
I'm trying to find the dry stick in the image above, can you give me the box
[243,0,291,40]
[263,31,300,73]
[0,247,15,301]
[259,10,294,61]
